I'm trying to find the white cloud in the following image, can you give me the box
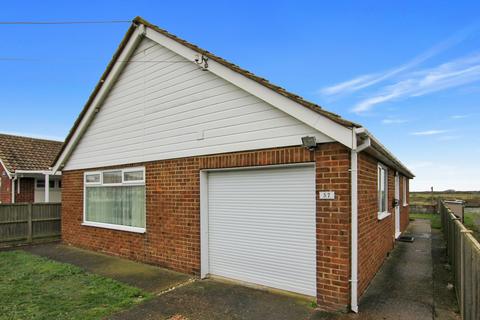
[381,118,408,124]
[410,130,449,136]
[451,114,469,119]
[319,26,474,97]
[352,53,480,112]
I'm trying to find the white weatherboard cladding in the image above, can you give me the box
[65,38,332,170]
[206,165,317,296]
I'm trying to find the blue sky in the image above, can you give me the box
[1,1,479,191]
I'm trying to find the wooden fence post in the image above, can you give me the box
[27,203,33,243]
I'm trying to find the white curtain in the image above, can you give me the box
[85,186,145,228]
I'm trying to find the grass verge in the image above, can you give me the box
[463,212,480,241]
[410,213,441,229]
[0,250,152,320]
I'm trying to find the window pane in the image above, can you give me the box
[378,166,387,213]
[85,186,145,228]
[86,174,100,183]
[124,170,144,182]
[103,171,122,184]
[58,180,62,189]
[381,189,386,212]
[37,180,45,188]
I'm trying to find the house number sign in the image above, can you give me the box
[319,191,335,200]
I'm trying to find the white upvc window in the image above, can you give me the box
[83,167,146,233]
[377,163,390,220]
[403,176,408,206]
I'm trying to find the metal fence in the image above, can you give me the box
[0,203,61,246]
[440,200,480,320]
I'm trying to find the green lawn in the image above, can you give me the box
[410,213,442,229]
[0,251,152,320]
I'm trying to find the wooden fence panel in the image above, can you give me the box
[441,201,480,320]
[0,203,61,246]
[32,203,62,238]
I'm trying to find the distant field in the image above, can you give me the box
[410,191,480,206]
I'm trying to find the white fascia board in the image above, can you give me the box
[0,158,12,179]
[144,27,353,148]
[52,25,146,173]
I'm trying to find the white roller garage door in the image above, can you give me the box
[205,165,316,296]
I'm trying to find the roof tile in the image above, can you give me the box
[0,134,63,172]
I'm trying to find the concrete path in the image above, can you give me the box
[347,219,435,319]
[22,243,191,294]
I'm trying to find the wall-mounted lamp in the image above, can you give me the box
[301,136,317,151]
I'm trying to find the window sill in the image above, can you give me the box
[377,212,391,221]
[82,221,146,234]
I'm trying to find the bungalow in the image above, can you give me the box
[0,133,63,203]
[52,17,414,312]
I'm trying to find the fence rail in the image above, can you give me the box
[0,203,61,246]
[440,200,480,320]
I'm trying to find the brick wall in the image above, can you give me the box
[0,163,11,203]
[61,143,352,311]
[357,152,396,297]
[15,178,35,203]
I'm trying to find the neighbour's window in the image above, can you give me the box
[49,181,55,189]
[58,180,62,189]
[36,179,45,188]
[377,164,388,218]
[403,177,408,206]
[84,167,146,232]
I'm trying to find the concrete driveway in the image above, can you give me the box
[109,279,324,320]
[21,243,323,320]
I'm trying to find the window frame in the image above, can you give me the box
[36,179,45,189]
[377,163,390,220]
[83,167,146,233]
[402,176,408,206]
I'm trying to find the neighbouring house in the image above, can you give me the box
[52,17,414,312]
[0,134,63,203]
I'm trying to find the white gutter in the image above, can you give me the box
[350,128,371,313]
[14,169,61,176]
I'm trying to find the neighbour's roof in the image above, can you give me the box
[0,133,63,173]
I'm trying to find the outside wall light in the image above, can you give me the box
[301,136,317,151]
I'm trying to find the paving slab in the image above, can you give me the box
[22,243,191,294]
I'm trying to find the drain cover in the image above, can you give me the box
[397,236,415,242]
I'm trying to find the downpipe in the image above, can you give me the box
[350,129,370,313]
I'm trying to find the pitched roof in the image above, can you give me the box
[53,16,359,166]
[52,17,413,178]
[0,134,63,173]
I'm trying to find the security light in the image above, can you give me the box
[301,136,317,150]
